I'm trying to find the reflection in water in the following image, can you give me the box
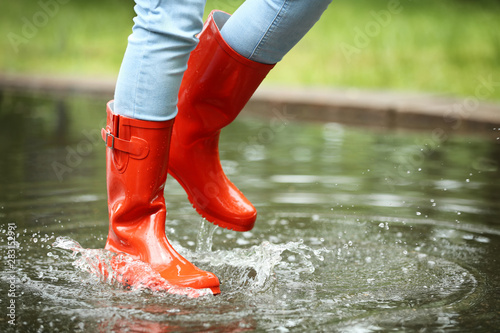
[0,94,499,332]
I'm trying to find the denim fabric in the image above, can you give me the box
[221,0,333,65]
[114,0,207,121]
[114,0,332,121]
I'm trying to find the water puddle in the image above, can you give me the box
[1,94,499,331]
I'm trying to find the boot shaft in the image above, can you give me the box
[177,10,275,142]
[102,101,174,227]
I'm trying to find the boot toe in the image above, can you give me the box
[159,268,221,294]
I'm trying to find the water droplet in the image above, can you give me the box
[475,236,490,243]
[416,212,421,216]
[236,238,250,245]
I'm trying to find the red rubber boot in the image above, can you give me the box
[168,10,275,232]
[101,101,220,294]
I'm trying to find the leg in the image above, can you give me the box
[168,11,274,232]
[169,2,331,231]
[221,0,333,64]
[102,0,220,293]
[114,0,207,121]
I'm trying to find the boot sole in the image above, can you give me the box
[168,171,255,232]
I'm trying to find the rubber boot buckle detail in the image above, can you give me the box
[105,132,115,149]
[101,127,150,159]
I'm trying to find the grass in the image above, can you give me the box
[1,0,500,100]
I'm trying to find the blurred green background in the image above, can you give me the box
[1,0,500,100]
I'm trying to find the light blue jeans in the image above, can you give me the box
[114,0,333,121]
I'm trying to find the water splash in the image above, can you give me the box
[193,219,329,292]
[196,219,218,253]
[52,237,212,298]
[195,239,329,292]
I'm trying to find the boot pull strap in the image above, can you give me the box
[101,128,149,160]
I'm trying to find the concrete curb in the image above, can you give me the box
[1,73,499,139]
